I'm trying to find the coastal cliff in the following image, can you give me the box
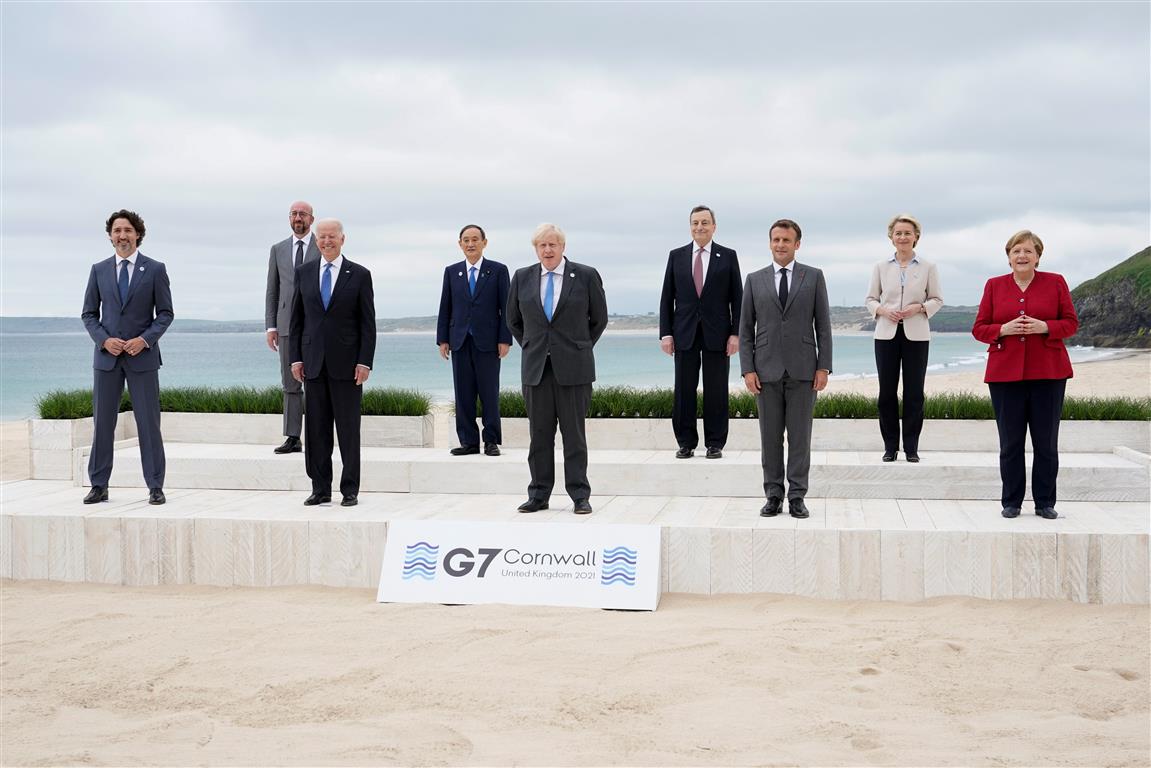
[1070,247,1151,349]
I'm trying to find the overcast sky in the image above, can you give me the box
[2,2,1148,320]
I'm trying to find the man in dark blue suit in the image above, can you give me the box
[289,218,376,507]
[81,209,174,505]
[659,205,743,459]
[436,224,512,456]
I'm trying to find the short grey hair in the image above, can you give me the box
[315,217,344,234]
[531,222,566,246]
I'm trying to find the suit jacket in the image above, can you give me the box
[436,259,513,352]
[81,253,174,372]
[973,272,1078,382]
[738,262,832,382]
[659,242,742,350]
[865,257,944,341]
[506,261,608,386]
[288,257,377,381]
[265,234,320,332]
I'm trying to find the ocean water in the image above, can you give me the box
[0,330,1116,420]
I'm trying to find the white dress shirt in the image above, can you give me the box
[539,258,566,307]
[319,254,344,293]
[692,241,712,284]
[772,259,796,293]
[115,251,138,285]
[465,256,485,288]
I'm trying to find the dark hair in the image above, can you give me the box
[769,218,802,242]
[459,224,486,240]
[105,209,146,243]
[689,205,715,224]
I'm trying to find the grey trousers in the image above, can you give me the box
[523,360,592,503]
[278,340,304,438]
[89,364,165,489]
[756,374,816,500]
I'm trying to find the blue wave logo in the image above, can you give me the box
[600,545,637,587]
[402,541,439,581]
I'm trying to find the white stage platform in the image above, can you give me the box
[3,479,1147,604]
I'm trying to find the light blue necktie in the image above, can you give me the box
[118,260,130,304]
[544,271,555,322]
[469,266,477,297]
[321,262,333,310]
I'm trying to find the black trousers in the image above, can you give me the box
[874,324,930,453]
[304,366,363,497]
[672,327,730,450]
[451,335,502,447]
[524,359,592,503]
[988,379,1066,509]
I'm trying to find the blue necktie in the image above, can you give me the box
[321,262,333,310]
[469,266,477,297]
[544,271,555,322]
[118,260,130,304]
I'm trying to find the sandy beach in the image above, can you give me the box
[2,351,1148,766]
[2,581,1148,766]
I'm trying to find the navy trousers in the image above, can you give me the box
[451,335,502,447]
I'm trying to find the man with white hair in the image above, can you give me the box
[289,218,376,507]
[506,223,608,515]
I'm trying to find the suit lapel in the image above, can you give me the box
[123,254,149,307]
[473,265,492,300]
[702,244,722,293]
[327,259,356,310]
[767,268,783,312]
[552,262,575,320]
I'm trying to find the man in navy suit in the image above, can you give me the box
[436,224,512,456]
[289,218,376,507]
[81,209,174,505]
[659,205,743,459]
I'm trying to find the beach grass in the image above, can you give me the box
[37,386,432,418]
[480,387,1151,420]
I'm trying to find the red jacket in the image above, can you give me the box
[972,272,1078,383]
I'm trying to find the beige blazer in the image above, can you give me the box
[865,256,943,341]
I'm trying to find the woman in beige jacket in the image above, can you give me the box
[865,215,944,462]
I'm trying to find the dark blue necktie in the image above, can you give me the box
[469,266,477,297]
[544,271,555,321]
[118,260,130,304]
[321,262,333,309]
[294,241,304,270]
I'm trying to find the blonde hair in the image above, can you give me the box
[531,222,566,246]
[887,214,921,246]
[1004,229,1043,257]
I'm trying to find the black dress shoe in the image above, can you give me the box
[83,486,108,504]
[484,443,501,456]
[517,498,549,513]
[789,498,810,519]
[450,445,480,456]
[1035,506,1058,519]
[760,496,783,517]
[905,453,920,463]
[148,488,166,505]
[573,499,593,515]
[675,447,694,459]
[274,436,302,454]
[1001,506,1021,518]
[882,450,897,462]
[304,493,332,506]
[705,447,723,459]
[341,495,358,507]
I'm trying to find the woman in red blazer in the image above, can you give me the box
[972,230,1078,520]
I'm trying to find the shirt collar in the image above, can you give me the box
[539,258,566,276]
[465,256,485,273]
[692,241,712,255]
[773,259,796,273]
[294,234,311,248]
[889,252,919,264]
[115,251,138,266]
[321,254,343,271]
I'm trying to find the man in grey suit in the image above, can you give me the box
[265,200,320,454]
[81,209,174,505]
[738,219,832,519]
[506,223,608,515]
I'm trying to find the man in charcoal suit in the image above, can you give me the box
[738,219,832,519]
[81,209,174,505]
[265,200,320,454]
[506,223,608,515]
[659,204,742,459]
[436,224,512,456]
[289,218,376,507]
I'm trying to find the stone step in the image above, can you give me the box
[94,443,1150,501]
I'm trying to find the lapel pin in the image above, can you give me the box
[458,271,463,277]
[569,272,575,278]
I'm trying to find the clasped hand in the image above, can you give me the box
[103,337,147,356]
[999,315,1049,336]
